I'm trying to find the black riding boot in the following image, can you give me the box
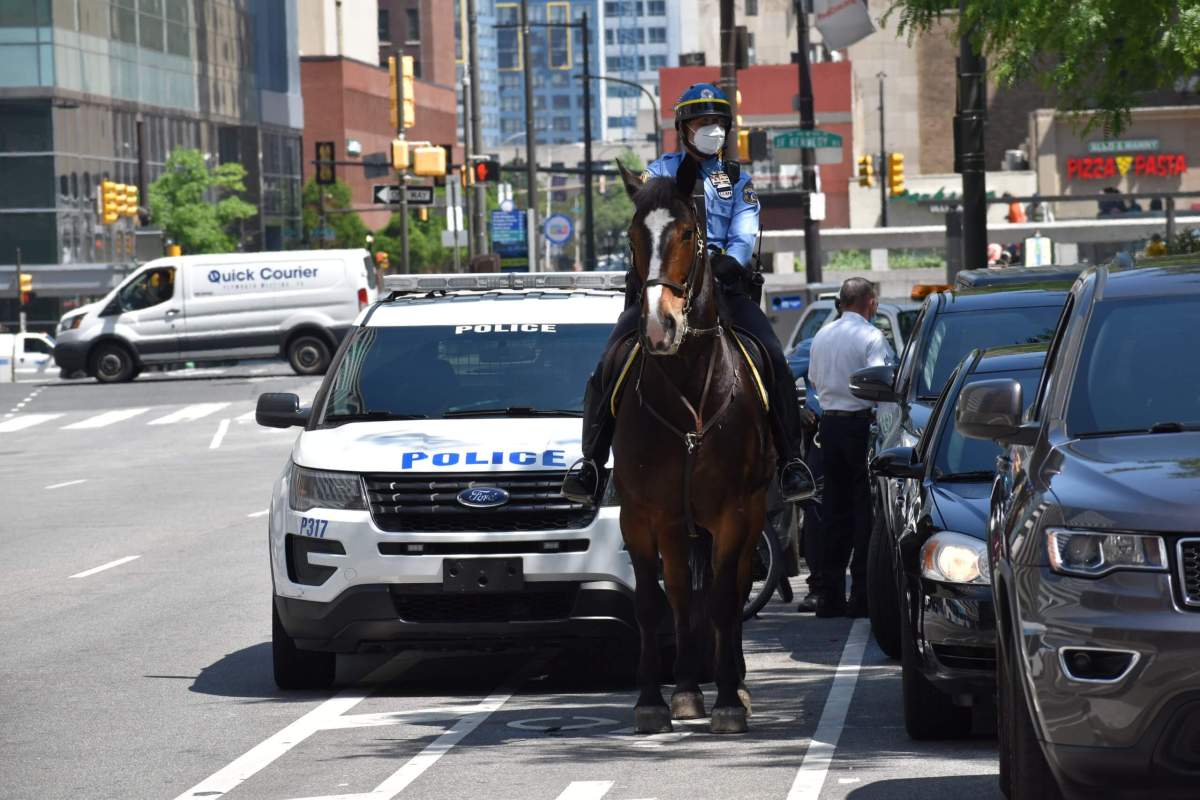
[561,368,612,505]
[767,360,817,503]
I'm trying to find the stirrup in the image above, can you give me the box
[779,459,816,504]
[561,458,602,506]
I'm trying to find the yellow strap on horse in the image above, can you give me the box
[731,335,770,413]
[610,341,641,417]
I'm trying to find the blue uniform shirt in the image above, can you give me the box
[643,151,760,268]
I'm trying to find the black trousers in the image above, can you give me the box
[816,414,873,597]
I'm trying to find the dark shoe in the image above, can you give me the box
[796,593,819,613]
[561,458,602,505]
[845,593,868,618]
[815,593,846,618]
[779,459,817,503]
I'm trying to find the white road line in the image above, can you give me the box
[553,782,615,800]
[148,402,230,426]
[235,409,256,423]
[62,407,149,429]
[785,618,871,800]
[209,418,230,449]
[45,479,87,490]
[0,413,63,433]
[69,555,140,579]
[246,509,270,518]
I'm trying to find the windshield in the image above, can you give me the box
[792,306,833,348]
[321,324,610,420]
[1067,297,1200,436]
[917,306,1061,399]
[934,368,1042,479]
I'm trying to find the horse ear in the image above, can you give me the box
[616,159,642,200]
[675,155,699,198]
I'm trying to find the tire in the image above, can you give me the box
[287,334,331,375]
[272,603,336,690]
[868,512,902,659]
[900,582,972,740]
[743,528,784,620]
[1004,633,1063,799]
[90,341,136,383]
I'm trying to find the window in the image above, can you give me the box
[745,0,758,14]
[547,2,571,68]
[405,8,420,43]
[648,27,666,43]
[378,8,390,41]
[647,54,666,69]
[23,336,51,355]
[646,0,665,15]
[496,3,520,70]
[605,29,613,45]
[933,370,1041,479]
[552,95,571,109]
[118,268,176,313]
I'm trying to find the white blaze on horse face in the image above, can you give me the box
[641,207,684,352]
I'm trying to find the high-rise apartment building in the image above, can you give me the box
[599,0,682,148]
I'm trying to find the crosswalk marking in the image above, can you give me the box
[62,407,150,429]
[0,413,63,433]
[554,782,615,800]
[147,402,231,426]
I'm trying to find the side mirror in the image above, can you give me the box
[850,365,897,403]
[256,392,309,429]
[870,446,923,480]
[956,379,1038,446]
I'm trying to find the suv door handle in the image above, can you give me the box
[165,308,181,316]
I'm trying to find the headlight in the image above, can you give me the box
[1046,528,1168,578]
[289,464,366,512]
[921,531,990,585]
[68,315,84,330]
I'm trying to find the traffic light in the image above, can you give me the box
[473,159,501,183]
[315,141,336,185]
[390,55,416,129]
[374,251,389,271]
[390,138,410,171]
[856,155,875,188]
[737,129,750,162]
[412,144,446,177]
[18,272,32,307]
[887,152,906,197]
[402,55,415,129]
[124,184,139,218]
[101,180,121,223]
[418,208,429,222]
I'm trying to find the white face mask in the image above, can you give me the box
[690,124,726,156]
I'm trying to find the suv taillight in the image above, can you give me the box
[357,287,369,310]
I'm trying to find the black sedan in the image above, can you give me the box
[869,344,1046,739]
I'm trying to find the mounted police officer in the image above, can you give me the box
[562,82,812,505]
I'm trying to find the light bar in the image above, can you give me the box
[383,271,626,293]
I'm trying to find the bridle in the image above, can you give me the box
[638,200,720,339]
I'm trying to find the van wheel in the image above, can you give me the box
[901,584,972,739]
[90,342,136,383]
[272,603,336,690]
[868,513,901,659]
[1004,636,1063,798]
[287,335,331,375]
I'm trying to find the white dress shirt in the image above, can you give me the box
[808,311,895,412]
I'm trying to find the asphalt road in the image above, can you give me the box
[1,364,1002,800]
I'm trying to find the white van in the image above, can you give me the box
[54,249,376,382]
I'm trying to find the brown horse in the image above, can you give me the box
[611,158,774,735]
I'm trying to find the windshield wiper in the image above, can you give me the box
[325,411,428,423]
[1076,422,1200,438]
[442,406,583,418]
[934,470,996,482]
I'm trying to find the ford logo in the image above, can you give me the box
[457,486,509,509]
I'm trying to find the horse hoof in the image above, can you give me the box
[737,684,753,718]
[635,705,673,734]
[710,706,749,734]
[671,690,706,720]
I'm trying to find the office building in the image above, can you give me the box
[600,0,681,149]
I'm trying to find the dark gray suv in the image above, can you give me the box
[958,260,1200,800]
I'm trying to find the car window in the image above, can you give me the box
[792,306,833,348]
[322,324,611,419]
[916,306,1061,399]
[1030,296,1074,421]
[918,364,961,460]
[897,310,919,343]
[895,303,929,395]
[119,267,176,312]
[1067,296,1200,436]
[874,314,896,352]
[934,368,1042,478]
[23,337,52,354]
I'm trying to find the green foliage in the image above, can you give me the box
[592,150,644,265]
[147,148,257,253]
[1167,227,1200,255]
[887,0,1200,134]
[302,179,369,249]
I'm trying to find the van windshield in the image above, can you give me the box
[320,324,611,421]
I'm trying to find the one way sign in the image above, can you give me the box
[373,184,434,206]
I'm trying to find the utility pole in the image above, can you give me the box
[461,76,476,262]
[957,0,988,271]
[520,0,539,271]
[719,0,737,153]
[878,72,888,228]
[467,0,488,259]
[395,48,410,273]
[581,9,595,271]
[795,0,822,282]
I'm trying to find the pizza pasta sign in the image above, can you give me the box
[1066,153,1188,181]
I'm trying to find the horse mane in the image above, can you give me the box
[633,176,688,218]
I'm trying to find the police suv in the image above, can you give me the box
[256,272,632,689]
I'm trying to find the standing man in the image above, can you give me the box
[806,278,893,617]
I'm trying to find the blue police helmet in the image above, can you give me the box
[674,83,732,126]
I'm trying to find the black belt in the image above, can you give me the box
[823,409,873,419]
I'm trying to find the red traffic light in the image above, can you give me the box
[473,160,500,183]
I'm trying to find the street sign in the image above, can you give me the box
[772,128,843,150]
[500,199,515,213]
[491,210,527,258]
[372,185,435,206]
[543,214,573,246]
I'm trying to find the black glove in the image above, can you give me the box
[710,253,744,288]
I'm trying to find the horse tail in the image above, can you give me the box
[688,527,713,593]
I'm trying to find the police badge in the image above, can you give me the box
[709,169,734,200]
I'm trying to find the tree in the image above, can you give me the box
[590,151,643,267]
[301,178,369,249]
[147,148,257,253]
[888,0,1200,133]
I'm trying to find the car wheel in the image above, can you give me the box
[1005,637,1063,799]
[287,334,331,375]
[272,602,336,690]
[868,512,901,659]
[900,582,972,740]
[90,342,136,383]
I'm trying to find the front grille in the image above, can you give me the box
[364,472,597,533]
[1178,539,1200,607]
[391,587,577,623]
